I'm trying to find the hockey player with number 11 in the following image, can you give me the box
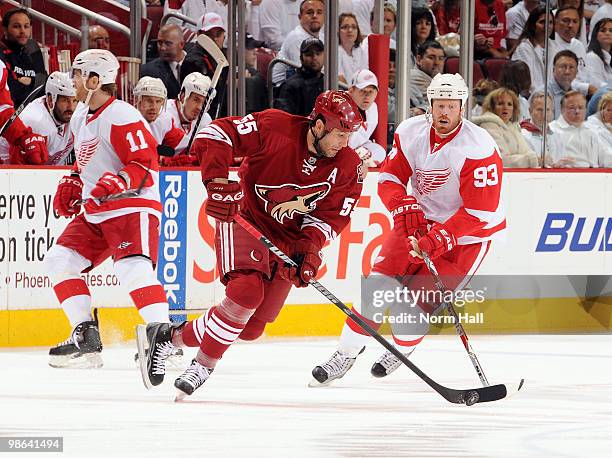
[311,73,507,385]
[137,90,365,398]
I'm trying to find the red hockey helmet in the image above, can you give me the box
[310,90,363,133]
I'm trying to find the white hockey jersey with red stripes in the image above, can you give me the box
[148,109,185,150]
[70,97,161,224]
[164,99,211,153]
[0,96,73,164]
[379,115,506,245]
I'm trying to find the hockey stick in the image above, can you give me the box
[421,252,490,387]
[184,34,229,154]
[0,83,45,138]
[234,214,524,405]
[74,162,152,206]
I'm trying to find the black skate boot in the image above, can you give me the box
[309,346,365,387]
[174,359,213,401]
[135,322,181,389]
[370,348,415,378]
[49,308,103,369]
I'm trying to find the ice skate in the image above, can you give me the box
[49,309,103,369]
[174,359,213,401]
[309,346,365,387]
[370,348,415,378]
[134,346,184,369]
[136,322,179,389]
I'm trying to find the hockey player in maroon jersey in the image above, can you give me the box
[45,49,174,368]
[310,73,506,386]
[136,90,365,397]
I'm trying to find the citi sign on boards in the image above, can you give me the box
[536,213,612,252]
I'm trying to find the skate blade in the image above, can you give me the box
[49,352,103,369]
[135,325,153,390]
[174,390,189,402]
[308,377,333,388]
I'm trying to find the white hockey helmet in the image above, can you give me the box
[426,73,469,107]
[181,72,212,101]
[134,76,167,100]
[71,49,119,85]
[46,71,76,109]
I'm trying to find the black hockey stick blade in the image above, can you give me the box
[0,83,45,138]
[235,214,524,405]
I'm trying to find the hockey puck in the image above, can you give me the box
[464,391,479,406]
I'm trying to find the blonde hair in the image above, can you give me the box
[482,87,520,123]
[598,91,612,113]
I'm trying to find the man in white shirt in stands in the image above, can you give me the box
[347,69,386,167]
[272,0,325,86]
[506,0,541,50]
[258,0,301,50]
[549,91,611,167]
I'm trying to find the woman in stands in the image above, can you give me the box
[410,8,437,66]
[472,87,540,168]
[585,18,612,88]
[500,60,532,122]
[511,6,554,90]
[584,91,612,152]
[338,13,368,85]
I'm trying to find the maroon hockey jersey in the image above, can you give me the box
[192,109,364,251]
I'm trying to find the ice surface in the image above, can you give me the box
[1,334,611,457]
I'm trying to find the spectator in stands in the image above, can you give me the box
[511,6,554,91]
[245,33,268,113]
[180,12,228,117]
[382,3,397,38]
[474,0,508,59]
[258,0,301,51]
[140,24,185,100]
[556,0,588,46]
[247,0,264,40]
[500,60,532,121]
[166,0,228,32]
[584,91,612,152]
[587,83,610,115]
[473,87,540,167]
[363,3,398,53]
[506,0,542,51]
[348,69,386,167]
[520,91,556,160]
[274,37,324,116]
[272,0,325,86]
[591,0,612,32]
[0,8,46,108]
[546,50,591,117]
[410,41,446,102]
[433,0,461,35]
[472,78,500,117]
[548,90,611,167]
[338,13,368,84]
[88,25,111,51]
[410,8,437,66]
[585,18,612,88]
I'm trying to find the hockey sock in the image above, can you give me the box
[53,278,92,326]
[175,308,214,347]
[337,306,381,357]
[130,285,170,323]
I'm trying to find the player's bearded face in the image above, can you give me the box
[431,99,462,135]
[317,128,350,158]
[54,95,77,123]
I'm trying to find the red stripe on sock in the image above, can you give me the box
[392,334,425,347]
[129,285,167,310]
[346,307,381,336]
[53,278,90,303]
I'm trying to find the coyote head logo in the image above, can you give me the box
[255,182,331,223]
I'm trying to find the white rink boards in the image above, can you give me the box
[1,334,611,457]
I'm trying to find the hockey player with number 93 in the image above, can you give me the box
[45,50,174,369]
[311,73,507,385]
[137,90,366,399]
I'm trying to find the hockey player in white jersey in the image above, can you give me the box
[311,73,506,386]
[162,71,213,164]
[0,71,76,165]
[45,49,176,368]
[347,69,386,167]
[133,76,185,154]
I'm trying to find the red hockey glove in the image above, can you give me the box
[389,195,427,238]
[204,180,243,222]
[11,132,49,165]
[53,175,83,217]
[90,172,128,200]
[407,224,456,263]
[279,240,322,288]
